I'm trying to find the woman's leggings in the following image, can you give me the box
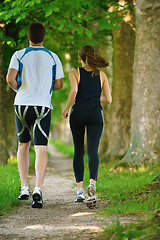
[69,105,104,183]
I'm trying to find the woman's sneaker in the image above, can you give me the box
[32,187,43,208]
[87,183,96,198]
[18,186,29,200]
[86,184,97,208]
[75,189,85,202]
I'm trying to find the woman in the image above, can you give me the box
[62,45,112,205]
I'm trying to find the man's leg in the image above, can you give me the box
[34,145,48,190]
[17,141,30,187]
[32,106,51,208]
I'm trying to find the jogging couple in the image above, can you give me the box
[6,22,112,208]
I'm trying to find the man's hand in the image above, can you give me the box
[53,78,63,91]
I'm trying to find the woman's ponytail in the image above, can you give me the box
[79,45,109,75]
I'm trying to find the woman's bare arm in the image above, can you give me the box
[100,71,112,104]
[62,69,78,118]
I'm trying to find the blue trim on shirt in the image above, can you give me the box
[17,59,23,90]
[50,65,57,93]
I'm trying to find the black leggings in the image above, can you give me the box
[69,105,104,183]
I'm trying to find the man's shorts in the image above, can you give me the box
[14,105,51,145]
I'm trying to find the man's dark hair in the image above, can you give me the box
[28,22,46,44]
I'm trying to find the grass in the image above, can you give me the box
[51,139,160,240]
[49,138,74,158]
[97,213,160,240]
[0,157,20,215]
[0,147,36,215]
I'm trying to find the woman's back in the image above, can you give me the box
[75,67,102,107]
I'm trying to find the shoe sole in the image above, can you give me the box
[33,193,41,202]
[18,194,29,200]
[31,201,43,208]
[86,199,96,209]
[75,198,85,203]
[32,192,43,208]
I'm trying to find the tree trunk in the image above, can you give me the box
[123,0,160,164]
[0,23,9,164]
[103,14,135,160]
[100,36,113,155]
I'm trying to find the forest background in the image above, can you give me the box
[0,0,159,166]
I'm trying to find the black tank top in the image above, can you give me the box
[75,67,102,107]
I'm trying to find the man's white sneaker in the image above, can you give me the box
[18,186,29,200]
[75,189,85,202]
[32,187,43,208]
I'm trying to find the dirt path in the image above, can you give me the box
[0,145,106,240]
[0,145,138,240]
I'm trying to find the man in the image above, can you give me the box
[6,22,64,208]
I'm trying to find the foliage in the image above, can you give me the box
[0,0,131,70]
[0,0,126,45]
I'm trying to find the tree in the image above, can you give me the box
[123,0,160,164]
[101,1,135,160]
[0,23,9,164]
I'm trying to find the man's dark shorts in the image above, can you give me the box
[14,105,51,146]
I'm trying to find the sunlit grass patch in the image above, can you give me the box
[97,162,160,215]
[0,161,20,215]
[97,212,160,240]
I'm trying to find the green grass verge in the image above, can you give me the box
[97,213,160,240]
[51,139,160,239]
[0,158,20,215]
[0,147,36,215]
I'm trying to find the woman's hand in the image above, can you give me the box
[62,108,69,119]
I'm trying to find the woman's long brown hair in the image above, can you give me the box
[79,45,109,75]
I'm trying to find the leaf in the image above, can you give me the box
[58,23,64,31]
[45,8,53,17]
[54,7,59,12]
[16,16,22,23]
[77,28,83,35]
[85,29,92,38]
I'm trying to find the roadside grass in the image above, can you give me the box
[51,139,160,239]
[0,158,20,215]
[97,213,160,240]
[0,147,36,215]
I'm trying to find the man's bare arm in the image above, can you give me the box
[6,68,18,90]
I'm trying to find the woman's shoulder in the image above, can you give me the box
[69,68,81,76]
[100,71,107,77]
[100,71,108,80]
